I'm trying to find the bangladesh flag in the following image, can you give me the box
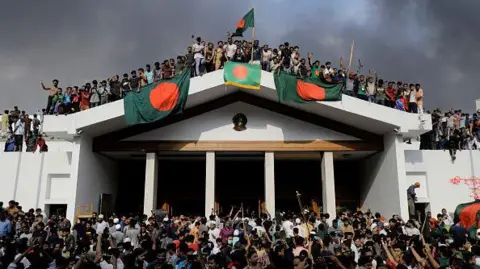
[224,61,261,90]
[274,71,343,103]
[454,200,480,238]
[124,69,191,125]
[233,8,254,37]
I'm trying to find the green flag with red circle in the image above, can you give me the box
[224,61,261,90]
[123,69,191,125]
[454,200,480,239]
[274,71,343,103]
[232,8,254,37]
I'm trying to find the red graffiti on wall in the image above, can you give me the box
[450,176,480,199]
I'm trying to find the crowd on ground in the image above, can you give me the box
[0,198,477,269]
[0,107,48,153]
[37,35,424,116]
[420,109,480,159]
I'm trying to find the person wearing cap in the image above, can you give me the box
[208,222,220,247]
[294,218,307,238]
[109,218,119,234]
[95,214,108,235]
[407,182,421,219]
[109,224,124,248]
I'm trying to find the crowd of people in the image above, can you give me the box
[0,107,48,153]
[420,109,480,159]
[37,35,425,116]
[0,198,477,269]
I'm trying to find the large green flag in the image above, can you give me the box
[124,69,191,125]
[454,200,480,239]
[274,71,343,103]
[224,61,261,90]
[233,8,254,37]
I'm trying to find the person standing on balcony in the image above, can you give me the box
[416,83,424,114]
[192,36,205,77]
[41,79,59,115]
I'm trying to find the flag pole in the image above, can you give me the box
[250,26,255,63]
[347,40,354,72]
[250,8,255,64]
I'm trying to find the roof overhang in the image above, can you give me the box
[41,70,432,140]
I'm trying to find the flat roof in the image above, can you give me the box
[41,70,432,140]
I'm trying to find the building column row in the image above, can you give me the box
[143,151,336,217]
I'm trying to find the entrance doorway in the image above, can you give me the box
[275,159,322,214]
[116,155,206,217]
[45,204,68,218]
[157,157,205,216]
[216,153,264,216]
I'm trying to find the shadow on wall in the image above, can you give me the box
[404,150,424,165]
[358,152,383,207]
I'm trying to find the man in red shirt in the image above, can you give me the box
[385,82,396,108]
[34,134,48,153]
[80,85,91,111]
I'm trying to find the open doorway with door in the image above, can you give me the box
[45,204,68,218]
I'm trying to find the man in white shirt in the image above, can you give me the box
[225,38,237,61]
[441,208,454,226]
[208,223,220,248]
[293,218,307,238]
[192,36,205,77]
[261,45,272,71]
[95,215,108,235]
[13,117,24,152]
[253,219,266,237]
[408,84,418,113]
[323,61,333,75]
[281,217,294,238]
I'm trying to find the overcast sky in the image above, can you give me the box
[1,0,479,113]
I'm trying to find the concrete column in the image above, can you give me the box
[359,133,409,220]
[143,153,158,216]
[321,152,336,216]
[205,152,216,217]
[264,152,276,215]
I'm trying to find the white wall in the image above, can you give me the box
[404,150,480,216]
[124,102,359,142]
[0,141,73,218]
[0,136,118,221]
[360,133,409,219]
[72,135,118,218]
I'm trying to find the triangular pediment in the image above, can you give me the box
[92,92,383,152]
[122,101,360,142]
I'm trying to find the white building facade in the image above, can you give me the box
[0,70,478,222]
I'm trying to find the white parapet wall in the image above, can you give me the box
[404,150,480,215]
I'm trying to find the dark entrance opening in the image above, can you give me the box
[216,153,264,216]
[334,161,361,212]
[275,159,322,214]
[117,160,145,215]
[157,157,205,216]
[116,155,205,217]
[45,204,68,218]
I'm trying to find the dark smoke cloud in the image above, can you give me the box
[0,0,478,112]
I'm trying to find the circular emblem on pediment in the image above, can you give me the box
[232,113,247,131]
